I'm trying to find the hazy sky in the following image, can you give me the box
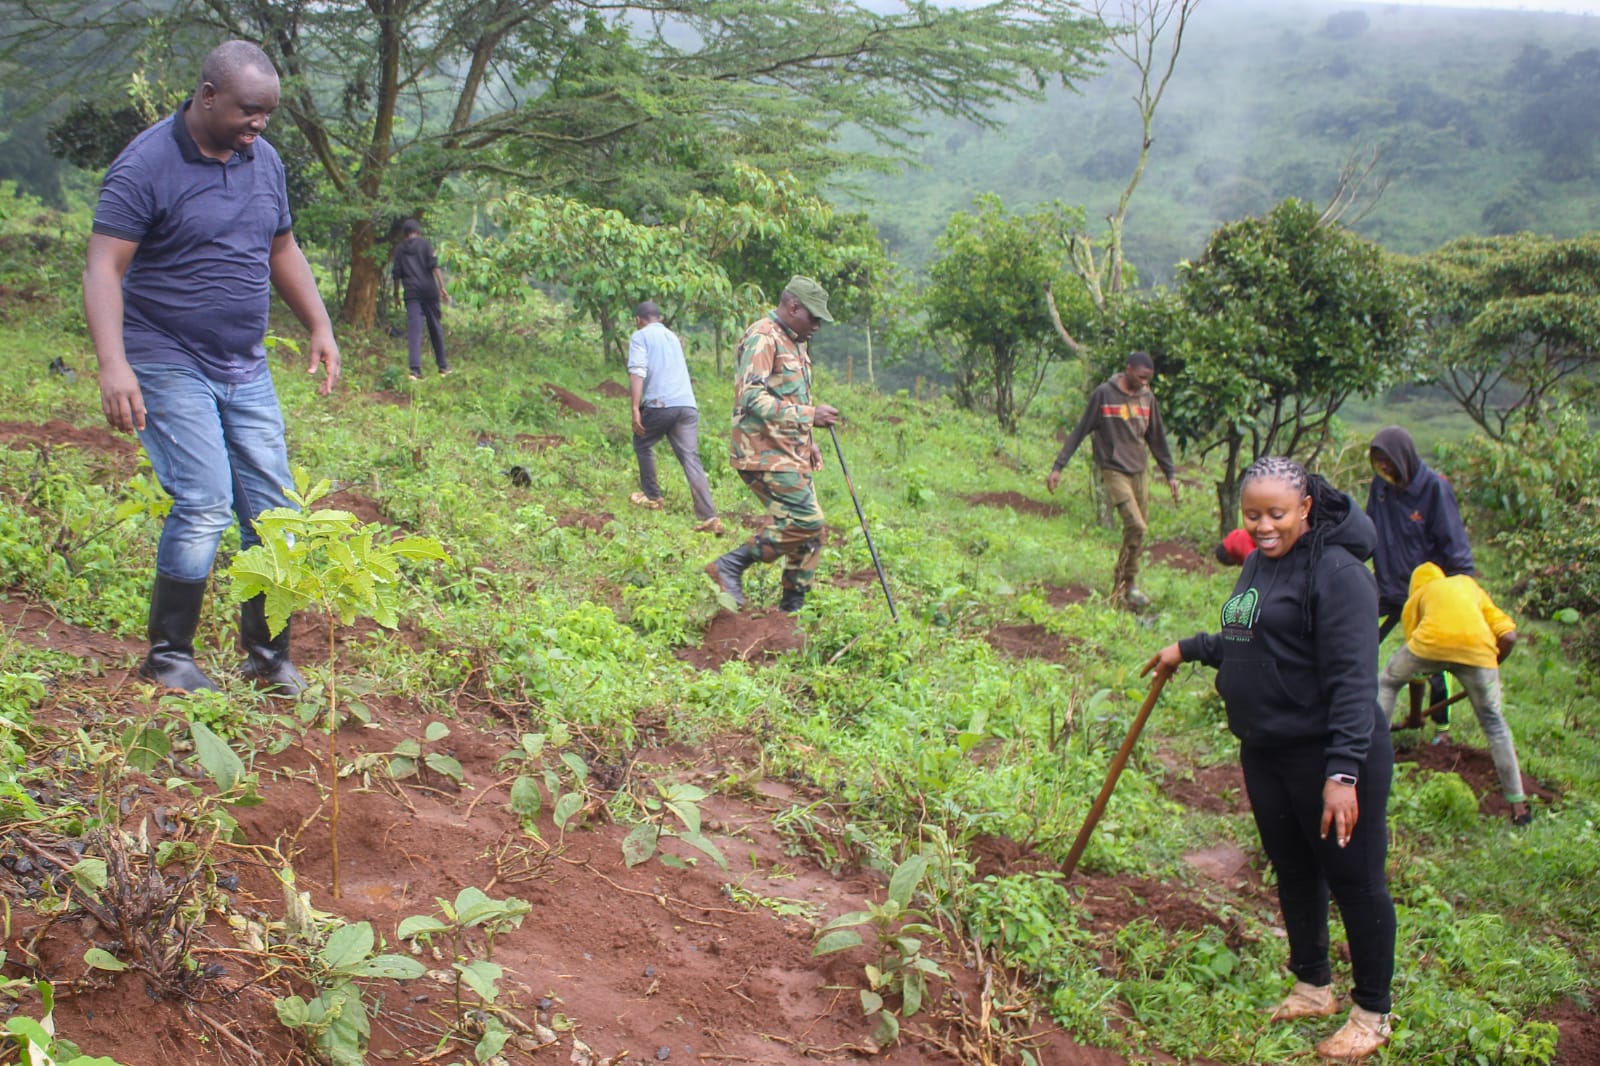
[1369,0,1598,11]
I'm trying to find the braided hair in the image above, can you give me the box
[1240,456,1350,636]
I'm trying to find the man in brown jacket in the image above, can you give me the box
[1046,351,1180,608]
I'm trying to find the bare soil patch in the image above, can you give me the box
[321,486,390,528]
[544,383,599,416]
[1043,583,1093,607]
[1395,731,1559,819]
[965,491,1064,518]
[556,510,615,534]
[367,389,411,407]
[1544,995,1600,1065]
[0,418,139,472]
[594,380,631,398]
[0,598,143,664]
[676,610,806,671]
[1148,539,1208,574]
[1163,760,1250,816]
[513,432,567,452]
[985,623,1081,663]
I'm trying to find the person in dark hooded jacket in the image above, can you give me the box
[1146,456,1394,1061]
[1367,425,1474,718]
[1367,426,1474,628]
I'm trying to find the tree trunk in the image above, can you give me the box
[341,219,382,331]
[1215,434,1244,538]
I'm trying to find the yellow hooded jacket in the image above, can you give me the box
[1401,562,1516,669]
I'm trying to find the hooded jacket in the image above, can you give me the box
[1402,562,1516,670]
[1178,479,1380,782]
[1366,426,1474,613]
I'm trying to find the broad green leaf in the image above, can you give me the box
[319,922,375,971]
[553,792,585,831]
[860,990,883,1015]
[190,721,245,793]
[822,910,871,931]
[69,858,107,894]
[457,959,503,1003]
[664,800,701,835]
[621,823,659,867]
[120,725,169,772]
[423,722,449,743]
[678,831,726,870]
[424,753,465,785]
[274,995,311,1028]
[396,916,450,940]
[82,947,126,972]
[812,929,863,956]
[353,954,425,980]
[509,776,541,819]
[474,1019,511,1063]
[886,855,928,909]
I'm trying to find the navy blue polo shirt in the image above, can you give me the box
[92,101,293,383]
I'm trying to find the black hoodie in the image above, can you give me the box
[1178,479,1380,782]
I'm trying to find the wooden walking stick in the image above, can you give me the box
[1061,672,1169,881]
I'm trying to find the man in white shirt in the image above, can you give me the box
[627,301,721,533]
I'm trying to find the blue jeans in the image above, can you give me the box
[633,406,716,520]
[132,362,295,582]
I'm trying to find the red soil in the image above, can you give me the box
[964,491,1065,518]
[544,383,599,416]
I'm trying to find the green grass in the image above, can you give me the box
[0,209,1596,1064]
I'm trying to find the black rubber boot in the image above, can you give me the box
[1427,672,1450,725]
[779,588,806,614]
[705,544,760,607]
[140,575,218,692]
[239,595,308,697]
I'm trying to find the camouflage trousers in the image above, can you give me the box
[1102,467,1150,599]
[739,468,824,594]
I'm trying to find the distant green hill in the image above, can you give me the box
[842,0,1600,284]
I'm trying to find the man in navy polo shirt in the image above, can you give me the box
[83,39,341,695]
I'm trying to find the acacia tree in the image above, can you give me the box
[920,195,1095,432]
[1138,198,1422,533]
[455,164,894,367]
[3,0,1105,329]
[1415,233,1600,438]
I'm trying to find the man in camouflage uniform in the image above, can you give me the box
[705,276,840,613]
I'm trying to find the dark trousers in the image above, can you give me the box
[406,294,447,374]
[1240,719,1396,1014]
[633,406,716,520]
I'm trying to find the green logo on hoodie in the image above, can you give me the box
[1221,587,1259,629]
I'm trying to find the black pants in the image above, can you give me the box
[1240,717,1395,1014]
[406,294,447,374]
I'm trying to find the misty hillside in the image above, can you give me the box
[845,0,1600,283]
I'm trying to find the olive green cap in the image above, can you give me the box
[784,275,833,322]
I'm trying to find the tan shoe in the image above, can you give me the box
[693,517,725,535]
[1270,981,1339,1022]
[629,491,663,510]
[1315,1006,1391,1061]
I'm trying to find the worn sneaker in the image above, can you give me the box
[1511,802,1533,827]
[629,491,663,510]
[408,372,422,381]
[1314,1006,1391,1061]
[1270,981,1339,1022]
[693,516,725,535]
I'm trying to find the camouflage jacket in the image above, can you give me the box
[729,312,816,472]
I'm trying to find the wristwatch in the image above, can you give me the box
[1328,773,1358,787]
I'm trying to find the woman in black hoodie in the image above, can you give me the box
[1145,456,1395,1061]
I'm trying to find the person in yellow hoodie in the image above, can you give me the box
[1377,562,1531,825]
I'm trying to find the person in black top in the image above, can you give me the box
[392,218,451,379]
[1145,456,1394,1061]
